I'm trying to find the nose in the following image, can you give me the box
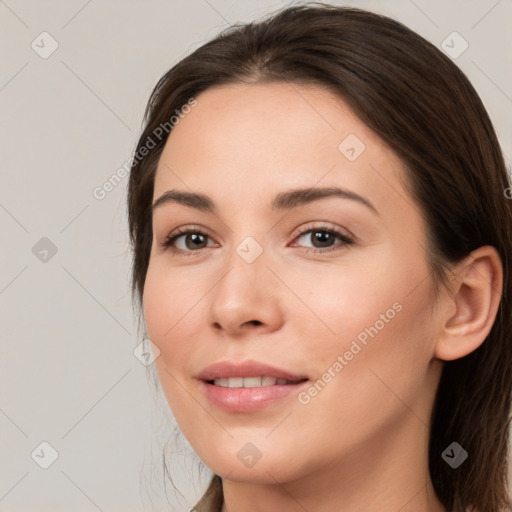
[207,246,285,338]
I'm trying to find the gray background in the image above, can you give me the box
[1,1,511,511]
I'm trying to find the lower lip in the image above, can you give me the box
[198,380,309,412]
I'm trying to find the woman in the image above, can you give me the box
[128,3,512,511]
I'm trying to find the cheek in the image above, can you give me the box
[142,259,219,405]
[301,264,436,419]
[143,261,203,345]
[296,250,435,389]
[142,262,198,404]
[142,275,170,349]
[292,257,403,357]
[142,263,203,420]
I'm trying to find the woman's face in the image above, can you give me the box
[143,82,444,485]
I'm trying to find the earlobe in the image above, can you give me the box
[434,246,503,361]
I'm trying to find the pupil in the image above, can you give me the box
[314,231,332,247]
[187,233,206,249]
[183,231,334,250]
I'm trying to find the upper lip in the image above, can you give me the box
[196,360,309,382]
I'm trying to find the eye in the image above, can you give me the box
[161,226,217,256]
[160,224,354,256]
[291,224,354,253]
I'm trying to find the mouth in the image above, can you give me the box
[207,376,308,388]
[196,360,310,412]
[196,359,309,385]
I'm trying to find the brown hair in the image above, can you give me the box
[127,3,512,511]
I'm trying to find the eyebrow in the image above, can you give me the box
[152,186,379,215]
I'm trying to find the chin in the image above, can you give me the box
[197,446,309,485]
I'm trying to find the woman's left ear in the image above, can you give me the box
[434,245,503,361]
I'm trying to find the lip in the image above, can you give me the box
[196,359,308,382]
[196,360,309,413]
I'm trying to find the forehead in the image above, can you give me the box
[160,82,370,160]
[153,81,408,218]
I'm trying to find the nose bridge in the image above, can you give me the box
[219,232,269,300]
[219,209,269,276]
[207,231,283,333]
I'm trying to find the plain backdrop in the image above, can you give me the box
[1,1,511,511]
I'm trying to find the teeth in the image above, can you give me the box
[213,376,291,388]
[227,377,244,388]
[243,376,262,387]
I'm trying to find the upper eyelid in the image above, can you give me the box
[163,223,353,248]
[166,222,347,238]
[295,223,352,237]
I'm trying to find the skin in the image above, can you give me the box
[143,82,502,512]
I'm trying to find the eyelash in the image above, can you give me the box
[161,224,354,257]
